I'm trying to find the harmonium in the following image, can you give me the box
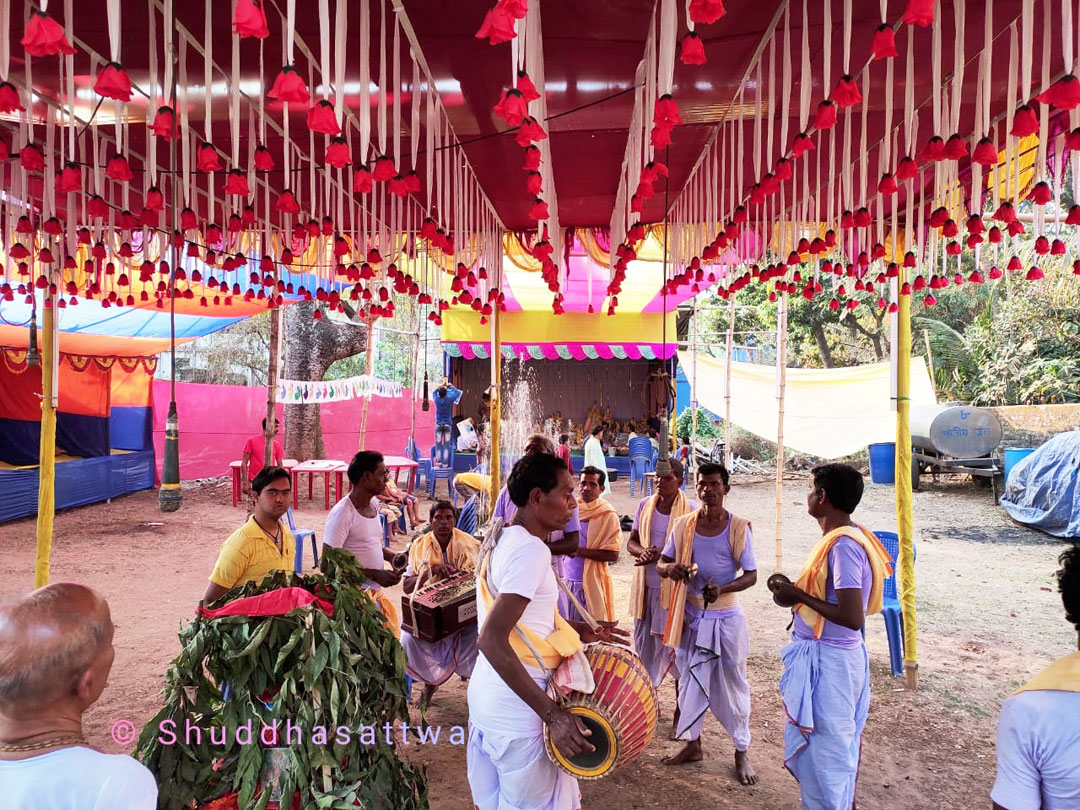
[401,571,478,643]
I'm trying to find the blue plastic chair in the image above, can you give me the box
[407,437,432,492]
[874,530,916,678]
[427,444,455,500]
[628,437,655,497]
[286,508,318,573]
[457,495,478,535]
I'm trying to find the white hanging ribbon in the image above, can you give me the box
[286,0,297,61]
[378,0,388,155]
[319,0,331,99]
[822,0,832,93]
[800,0,811,132]
[951,0,965,134]
[335,0,347,118]
[781,3,791,150]
[393,14,401,167]
[842,0,851,76]
[931,3,941,135]
[1020,0,1034,101]
[411,58,420,169]
[359,0,371,161]
[658,0,677,96]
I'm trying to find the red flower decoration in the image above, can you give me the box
[21,9,76,57]
[814,100,837,130]
[512,149,543,179]
[58,163,81,193]
[372,155,397,182]
[1029,181,1052,205]
[1034,235,1050,255]
[498,0,529,19]
[928,207,949,228]
[181,207,199,230]
[944,133,969,160]
[650,125,672,149]
[197,142,223,172]
[1067,205,1080,225]
[388,175,408,197]
[680,32,707,66]
[528,197,549,221]
[233,0,270,38]
[494,88,529,127]
[792,132,815,158]
[475,4,516,45]
[902,0,935,27]
[325,137,351,168]
[0,81,23,114]
[878,173,898,196]
[526,171,543,195]
[224,170,250,196]
[19,142,44,173]
[149,106,177,139]
[872,25,898,60]
[1035,74,1080,110]
[1010,104,1038,137]
[254,145,276,171]
[894,155,918,180]
[1025,266,1045,281]
[353,165,374,193]
[367,248,383,264]
[87,196,108,219]
[403,171,421,193]
[689,0,726,25]
[268,66,311,104]
[515,116,547,147]
[144,186,165,211]
[516,71,540,102]
[139,207,160,227]
[831,75,861,108]
[94,62,132,102]
[106,154,134,182]
[653,94,682,128]
[971,137,998,166]
[1007,255,1023,271]
[276,190,301,214]
[917,135,946,162]
[307,100,340,134]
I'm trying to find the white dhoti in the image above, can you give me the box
[401,625,479,686]
[633,585,676,687]
[780,637,870,810]
[673,604,751,750]
[467,725,581,810]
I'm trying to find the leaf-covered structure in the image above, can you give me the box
[135,548,428,810]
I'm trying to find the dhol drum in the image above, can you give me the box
[543,643,659,780]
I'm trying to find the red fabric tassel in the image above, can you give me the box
[197,142,223,172]
[1066,205,1080,225]
[87,196,108,219]
[872,25,898,60]
[944,134,969,160]
[528,198,549,221]
[1036,74,1080,110]
[515,116,547,147]
[651,126,673,149]
[0,81,23,114]
[774,157,793,180]
[993,201,1017,223]
[233,0,270,38]
[475,4,516,45]
[403,171,421,193]
[902,0,935,27]
[325,138,351,168]
[941,219,958,237]
[928,207,949,228]
[1010,104,1038,137]
[1007,255,1023,271]
[653,95,682,128]
[94,62,133,102]
[516,71,540,102]
[149,106,177,139]
[224,170,250,196]
[522,145,542,170]
[1025,266,1045,281]
[144,186,165,211]
[878,173,898,195]
[1008,220,1026,237]
[180,208,199,230]
[353,166,374,193]
[526,171,543,195]
[1034,236,1050,255]
[494,88,529,126]
[106,154,135,182]
[58,163,81,193]
[276,190,301,214]
[831,75,862,108]
[1029,181,1052,205]
[987,226,1003,243]
[918,135,947,162]
[1066,128,1080,151]
[268,66,311,104]
[814,100,837,130]
[308,100,340,134]
[971,137,998,166]
[792,132,815,158]
[373,155,397,182]
[893,156,917,180]
[854,208,872,228]
[388,175,408,197]
[688,0,726,25]
[680,32,707,66]
[254,145,275,171]
[21,9,76,57]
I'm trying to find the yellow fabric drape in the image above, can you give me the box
[987,134,1039,201]
[575,497,621,623]
[791,524,893,639]
[408,529,480,578]
[1013,651,1080,695]
[630,489,692,619]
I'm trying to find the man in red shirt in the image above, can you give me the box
[241,418,284,494]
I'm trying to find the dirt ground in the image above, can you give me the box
[1,470,1074,810]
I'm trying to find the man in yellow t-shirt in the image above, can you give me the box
[203,466,296,605]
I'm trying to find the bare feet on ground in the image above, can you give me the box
[663,739,703,765]
[411,683,438,708]
[735,749,758,785]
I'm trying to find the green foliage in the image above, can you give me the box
[135,548,428,810]
[676,407,720,442]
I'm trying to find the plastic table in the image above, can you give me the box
[230,458,297,507]
[291,459,346,510]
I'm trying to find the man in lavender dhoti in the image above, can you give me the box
[657,462,758,786]
[769,463,893,810]
[401,500,481,707]
[564,466,621,625]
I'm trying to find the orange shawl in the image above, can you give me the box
[575,496,622,622]
[629,490,693,620]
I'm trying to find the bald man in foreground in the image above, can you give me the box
[0,583,157,809]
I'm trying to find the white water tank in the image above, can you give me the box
[910,404,1002,458]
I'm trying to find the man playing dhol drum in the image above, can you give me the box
[467,452,626,810]
[657,462,758,786]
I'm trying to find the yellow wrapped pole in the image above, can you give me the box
[895,265,918,689]
[359,314,376,449]
[34,294,58,588]
[489,285,502,512]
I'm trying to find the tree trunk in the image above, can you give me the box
[812,321,834,368]
[282,302,367,460]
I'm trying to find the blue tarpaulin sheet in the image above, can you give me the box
[1001,431,1080,538]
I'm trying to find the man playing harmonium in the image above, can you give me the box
[401,500,481,707]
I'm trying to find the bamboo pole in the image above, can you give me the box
[33,295,57,588]
[724,293,735,469]
[895,266,919,690]
[774,290,788,574]
[489,279,502,514]
[690,297,698,473]
[264,305,282,464]
[359,314,376,449]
